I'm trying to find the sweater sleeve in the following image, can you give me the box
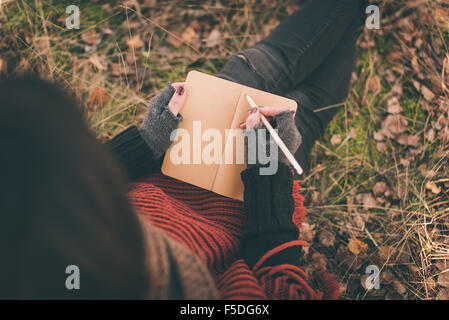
[240,163,301,269]
[104,126,161,181]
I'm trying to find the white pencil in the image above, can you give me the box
[245,94,303,175]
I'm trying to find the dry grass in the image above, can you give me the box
[0,0,448,299]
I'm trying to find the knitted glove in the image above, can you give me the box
[243,110,301,169]
[140,84,183,159]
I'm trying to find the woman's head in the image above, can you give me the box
[0,78,148,299]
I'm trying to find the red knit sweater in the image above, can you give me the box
[128,172,340,300]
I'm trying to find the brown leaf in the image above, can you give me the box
[318,231,335,247]
[400,158,410,166]
[348,238,368,255]
[311,252,327,269]
[182,26,198,43]
[381,114,408,138]
[299,222,316,242]
[88,54,106,71]
[330,133,342,146]
[421,85,436,101]
[126,35,144,50]
[425,181,441,194]
[425,128,436,142]
[205,28,221,48]
[362,193,376,211]
[438,271,449,288]
[378,245,395,260]
[367,75,381,96]
[373,131,384,141]
[87,87,110,108]
[376,142,387,153]
[414,80,436,101]
[387,96,403,114]
[352,215,365,229]
[81,29,100,45]
[437,288,449,300]
[373,181,388,195]
[392,280,406,295]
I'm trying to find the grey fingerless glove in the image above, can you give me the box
[140,84,183,159]
[243,111,301,169]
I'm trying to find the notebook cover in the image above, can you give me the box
[161,70,297,201]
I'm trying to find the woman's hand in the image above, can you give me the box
[140,82,186,159]
[240,106,302,168]
[167,82,186,116]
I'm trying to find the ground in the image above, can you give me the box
[1,0,448,300]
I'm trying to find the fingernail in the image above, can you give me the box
[249,107,258,114]
[176,86,184,95]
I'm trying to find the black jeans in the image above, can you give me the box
[218,0,367,178]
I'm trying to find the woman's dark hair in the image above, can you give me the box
[0,78,149,299]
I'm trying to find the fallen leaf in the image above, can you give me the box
[425,128,436,142]
[367,75,381,95]
[348,238,368,255]
[330,133,342,146]
[299,222,316,242]
[182,26,198,43]
[81,29,100,45]
[373,181,388,195]
[437,288,449,300]
[376,142,387,153]
[373,131,384,141]
[381,114,408,138]
[318,231,335,247]
[311,252,327,269]
[414,80,436,101]
[88,54,106,71]
[425,181,441,194]
[393,280,406,295]
[126,35,144,50]
[362,193,376,211]
[205,28,221,48]
[87,87,110,108]
[378,245,395,260]
[421,85,436,101]
[400,158,410,166]
[348,127,357,139]
[387,96,403,114]
[352,215,365,229]
[438,271,449,288]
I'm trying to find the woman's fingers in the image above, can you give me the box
[258,106,290,117]
[239,106,290,129]
[168,83,186,116]
[240,108,261,130]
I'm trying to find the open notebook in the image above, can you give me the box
[161,71,297,201]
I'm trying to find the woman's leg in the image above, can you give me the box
[286,16,364,176]
[218,0,367,94]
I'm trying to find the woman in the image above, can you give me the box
[0,0,366,299]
